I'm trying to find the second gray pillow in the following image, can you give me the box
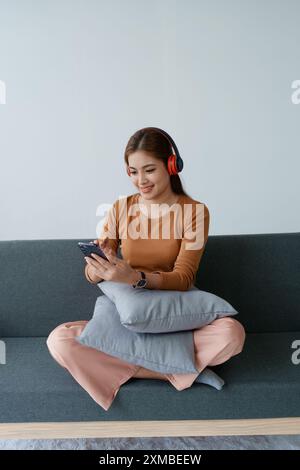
[76,294,198,374]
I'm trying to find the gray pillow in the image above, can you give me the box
[76,294,199,374]
[98,281,238,333]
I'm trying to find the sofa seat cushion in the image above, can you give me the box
[0,332,299,422]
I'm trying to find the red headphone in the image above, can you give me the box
[126,127,184,177]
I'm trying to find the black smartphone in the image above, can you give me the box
[78,242,109,261]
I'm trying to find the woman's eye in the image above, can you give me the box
[130,169,155,175]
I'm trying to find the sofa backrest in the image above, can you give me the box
[195,232,300,334]
[0,233,299,336]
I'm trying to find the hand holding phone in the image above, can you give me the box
[78,238,109,261]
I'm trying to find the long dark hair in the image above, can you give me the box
[124,128,191,198]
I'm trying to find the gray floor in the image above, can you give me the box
[1,435,300,450]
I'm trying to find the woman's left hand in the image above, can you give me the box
[84,243,137,285]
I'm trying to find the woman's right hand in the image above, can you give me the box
[85,237,109,282]
[93,237,108,249]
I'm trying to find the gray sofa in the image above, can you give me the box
[1,233,300,439]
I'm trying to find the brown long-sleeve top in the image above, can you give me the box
[85,192,210,291]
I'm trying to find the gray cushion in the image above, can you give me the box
[98,281,238,333]
[76,294,199,374]
[1,332,300,422]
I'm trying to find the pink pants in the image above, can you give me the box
[46,317,246,411]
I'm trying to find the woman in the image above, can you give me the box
[46,127,246,411]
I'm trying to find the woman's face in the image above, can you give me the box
[127,151,171,199]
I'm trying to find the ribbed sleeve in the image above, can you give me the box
[150,203,210,291]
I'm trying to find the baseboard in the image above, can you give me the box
[0,417,299,439]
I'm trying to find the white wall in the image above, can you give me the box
[0,0,299,240]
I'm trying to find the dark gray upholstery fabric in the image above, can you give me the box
[0,233,299,422]
[195,232,300,333]
[0,332,299,422]
[0,234,299,337]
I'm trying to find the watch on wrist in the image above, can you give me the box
[132,271,147,289]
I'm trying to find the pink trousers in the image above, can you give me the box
[46,317,246,411]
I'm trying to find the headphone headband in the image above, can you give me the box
[136,126,184,175]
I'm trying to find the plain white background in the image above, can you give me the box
[0,0,299,240]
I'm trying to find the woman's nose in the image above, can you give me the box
[138,177,149,185]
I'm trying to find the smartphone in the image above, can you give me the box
[78,241,109,261]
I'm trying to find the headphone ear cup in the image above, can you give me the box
[168,154,181,175]
[167,155,174,174]
[176,156,184,172]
